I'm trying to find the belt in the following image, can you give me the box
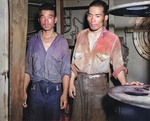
[78,72,109,82]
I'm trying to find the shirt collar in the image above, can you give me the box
[38,30,42,38]
[102,27,108,34]
[87,26,108,35]
[100,27,108,38]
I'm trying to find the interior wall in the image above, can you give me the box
[126,33,150,84]
[115,30,150,84]
[63,0,92,57]
[112,0,150,85]
[63,0,94,7]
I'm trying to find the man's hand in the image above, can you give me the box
[117,71,144,86]
[61,75,69,109]
[60,94,68,109]
[23,91,28,108]
[69,83,76,98]
[23,73,30,108]
[124,81,144,85]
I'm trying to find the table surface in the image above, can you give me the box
[108,85,150,109]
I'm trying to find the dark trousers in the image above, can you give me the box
[26,81,62,121]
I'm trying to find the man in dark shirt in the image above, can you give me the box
[23,3,71,121]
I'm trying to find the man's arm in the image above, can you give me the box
[117,70,127,85]
[117,70,143,85]
[69,71,76,98]
[23,73,30,108]
[60,75,70,109]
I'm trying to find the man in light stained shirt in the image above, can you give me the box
[69,0,143,121]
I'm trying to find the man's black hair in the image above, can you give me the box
[39,3,56,17]
[88,0,108,15]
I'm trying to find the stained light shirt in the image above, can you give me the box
[72,27,127,79]
[25,30,71,83]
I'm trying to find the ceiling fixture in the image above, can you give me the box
[108,1,150,17]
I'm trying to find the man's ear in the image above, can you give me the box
[38,18,40,23]
[104,15,108,21]
[54,17,57,23]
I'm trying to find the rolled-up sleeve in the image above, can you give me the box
[110,37,127,79]
[61,39,71,79]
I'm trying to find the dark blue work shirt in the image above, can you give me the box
[25,31,71,83]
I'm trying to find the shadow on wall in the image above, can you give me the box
[83,12,89,29]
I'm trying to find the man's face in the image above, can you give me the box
[87,6,108,31]
[39,10,57,31]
